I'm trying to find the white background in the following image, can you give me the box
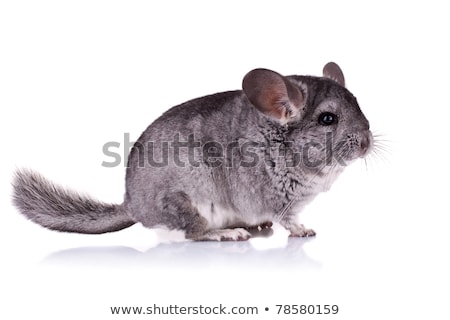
[1,1,449,319]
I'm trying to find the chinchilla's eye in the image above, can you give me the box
[318,112,338,126]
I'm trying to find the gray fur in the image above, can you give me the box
[12,169,135,234]
[12,63,372,241]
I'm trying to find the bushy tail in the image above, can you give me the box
[12,169,135,234]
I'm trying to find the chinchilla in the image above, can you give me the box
[12,62,372,241]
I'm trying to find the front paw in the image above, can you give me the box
[288,224,316,237]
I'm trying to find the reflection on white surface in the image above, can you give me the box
[43,237,321,270]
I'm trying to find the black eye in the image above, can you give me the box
[318,112,338,126]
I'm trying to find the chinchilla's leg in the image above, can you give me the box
[160,191,251,241]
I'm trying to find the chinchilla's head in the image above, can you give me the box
[242,62,373,173]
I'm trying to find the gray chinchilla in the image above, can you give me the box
[12,62,372,241]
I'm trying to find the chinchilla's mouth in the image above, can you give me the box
[336,130,373,163]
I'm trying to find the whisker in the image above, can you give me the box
[367,130,392,165]
[370,147,390,164]
[372,130,389,138]
[373,145,390,156]
[373,141,391,148]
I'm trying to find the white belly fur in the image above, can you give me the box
[194,202,245,229]
[194,202,275,230]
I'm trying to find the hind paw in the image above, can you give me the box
[191,228,251,241]
[245,221,273,231]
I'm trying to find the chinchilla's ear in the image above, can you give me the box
[323,62,345,87]
[242,68,304,123]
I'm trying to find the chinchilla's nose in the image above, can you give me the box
[359,130,373,157]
